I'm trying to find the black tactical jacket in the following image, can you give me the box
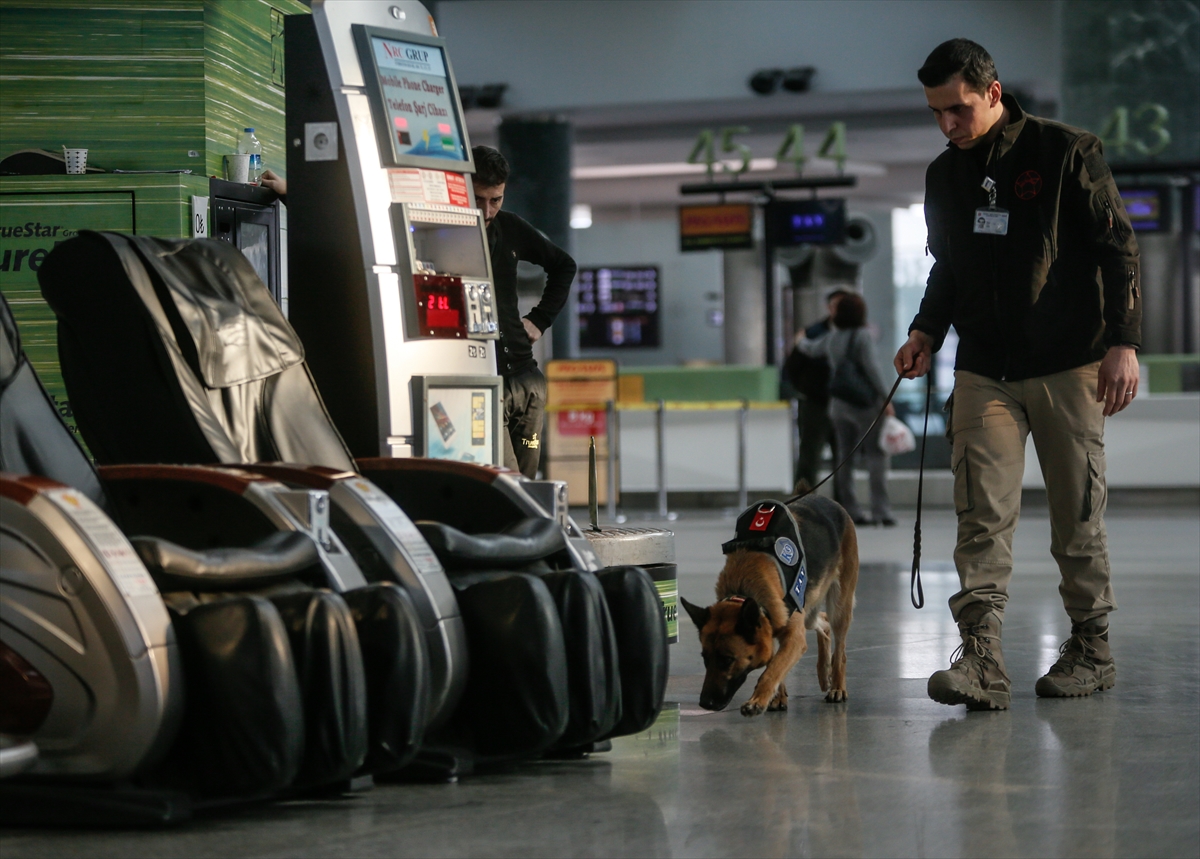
[910,95,1141,381]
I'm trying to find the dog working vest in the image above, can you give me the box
[721,501,807,612]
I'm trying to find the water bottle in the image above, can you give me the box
[237,127,262,183]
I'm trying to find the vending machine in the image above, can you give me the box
[285,1,500,462]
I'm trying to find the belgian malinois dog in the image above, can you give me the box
[681,494,859,715]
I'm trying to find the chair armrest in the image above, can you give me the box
[128,531,319,591]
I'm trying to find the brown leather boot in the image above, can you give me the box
[928,607,1011,711]
[1035,617,1116,698]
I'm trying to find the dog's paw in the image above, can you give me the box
[824,689,848,703]
[767,697,788,712]
[740,700,766,717]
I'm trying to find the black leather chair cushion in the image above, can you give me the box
[596,567,669,739]
[267,590,368,787]
[156,596,304,799]
[341,584,430,774]
[37,232,356,471]
[437,573,568,760]
[416,518,567,569]
[0,294,109,514]
[129,532,319,591]
[539,571,622,750]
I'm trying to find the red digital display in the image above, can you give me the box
[415,274,465,336]
[426,306,460,328]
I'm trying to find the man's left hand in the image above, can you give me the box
[523,317,542,343]
[1097,345,1139,417]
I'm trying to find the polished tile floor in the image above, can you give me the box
[5,505,1198,858]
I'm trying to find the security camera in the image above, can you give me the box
[749,69,784,95]
[781,67,816,93]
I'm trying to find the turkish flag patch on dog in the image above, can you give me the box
[749,504,775,531]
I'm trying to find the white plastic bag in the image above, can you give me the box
[879,414,916,456]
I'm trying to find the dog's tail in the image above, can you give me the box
[792,478,813,497]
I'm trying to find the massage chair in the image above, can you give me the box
[0,294,429,823]
[36,231,668,759]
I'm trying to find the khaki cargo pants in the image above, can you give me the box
[948,362,1115,624]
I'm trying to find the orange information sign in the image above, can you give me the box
[679,203,754,251]
[545,359,617,381]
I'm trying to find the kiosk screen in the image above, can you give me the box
[358,29,469,167]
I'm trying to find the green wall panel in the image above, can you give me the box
[204,0,306,181]
[0,0,308,177]
[0,1,208,173]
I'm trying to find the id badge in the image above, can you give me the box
[974,207,1009,235]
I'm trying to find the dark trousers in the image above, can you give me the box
[830,398,891,521]
[503,367,547,478]
[796,395,833,488]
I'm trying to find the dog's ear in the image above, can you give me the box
[680,597,710,631]
[735,598,764,645]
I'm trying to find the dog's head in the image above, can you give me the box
[681,595,774,711]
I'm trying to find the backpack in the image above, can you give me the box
[828,330,877,408]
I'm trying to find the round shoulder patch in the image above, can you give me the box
[774,536,798,567]
[1014,169,1042,201]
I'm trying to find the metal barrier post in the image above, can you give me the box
[737,398,749,510]
[655,398,669,519]
[606,399,619,522]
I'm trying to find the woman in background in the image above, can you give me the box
[800,292,895,526]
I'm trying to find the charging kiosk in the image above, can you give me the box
[286,1,500,462]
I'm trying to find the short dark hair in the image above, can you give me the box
[833,292,866,329]
[917,38,998,95]
[472,145,509,187]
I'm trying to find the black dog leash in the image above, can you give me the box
[788,372,932,609]
[909,378,932,609]
[787,375,903,504]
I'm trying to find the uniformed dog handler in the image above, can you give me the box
[894,39,1141,710]
[471,145,577,478]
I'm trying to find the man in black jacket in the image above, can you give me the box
[472,146,577,477]
[894,39,1141,711]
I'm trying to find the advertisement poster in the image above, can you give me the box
[371,36,466,163]
[425,386,495,465]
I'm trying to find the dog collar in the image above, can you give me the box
[723,595,746,604]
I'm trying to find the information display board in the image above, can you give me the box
[577,266,660,349]
[354,26,472,172]
[766,198,846,246]
[679,203,753,251]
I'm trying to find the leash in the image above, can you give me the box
[909,378,932,609]
[787,372,932,610]
[786,374,903,504]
